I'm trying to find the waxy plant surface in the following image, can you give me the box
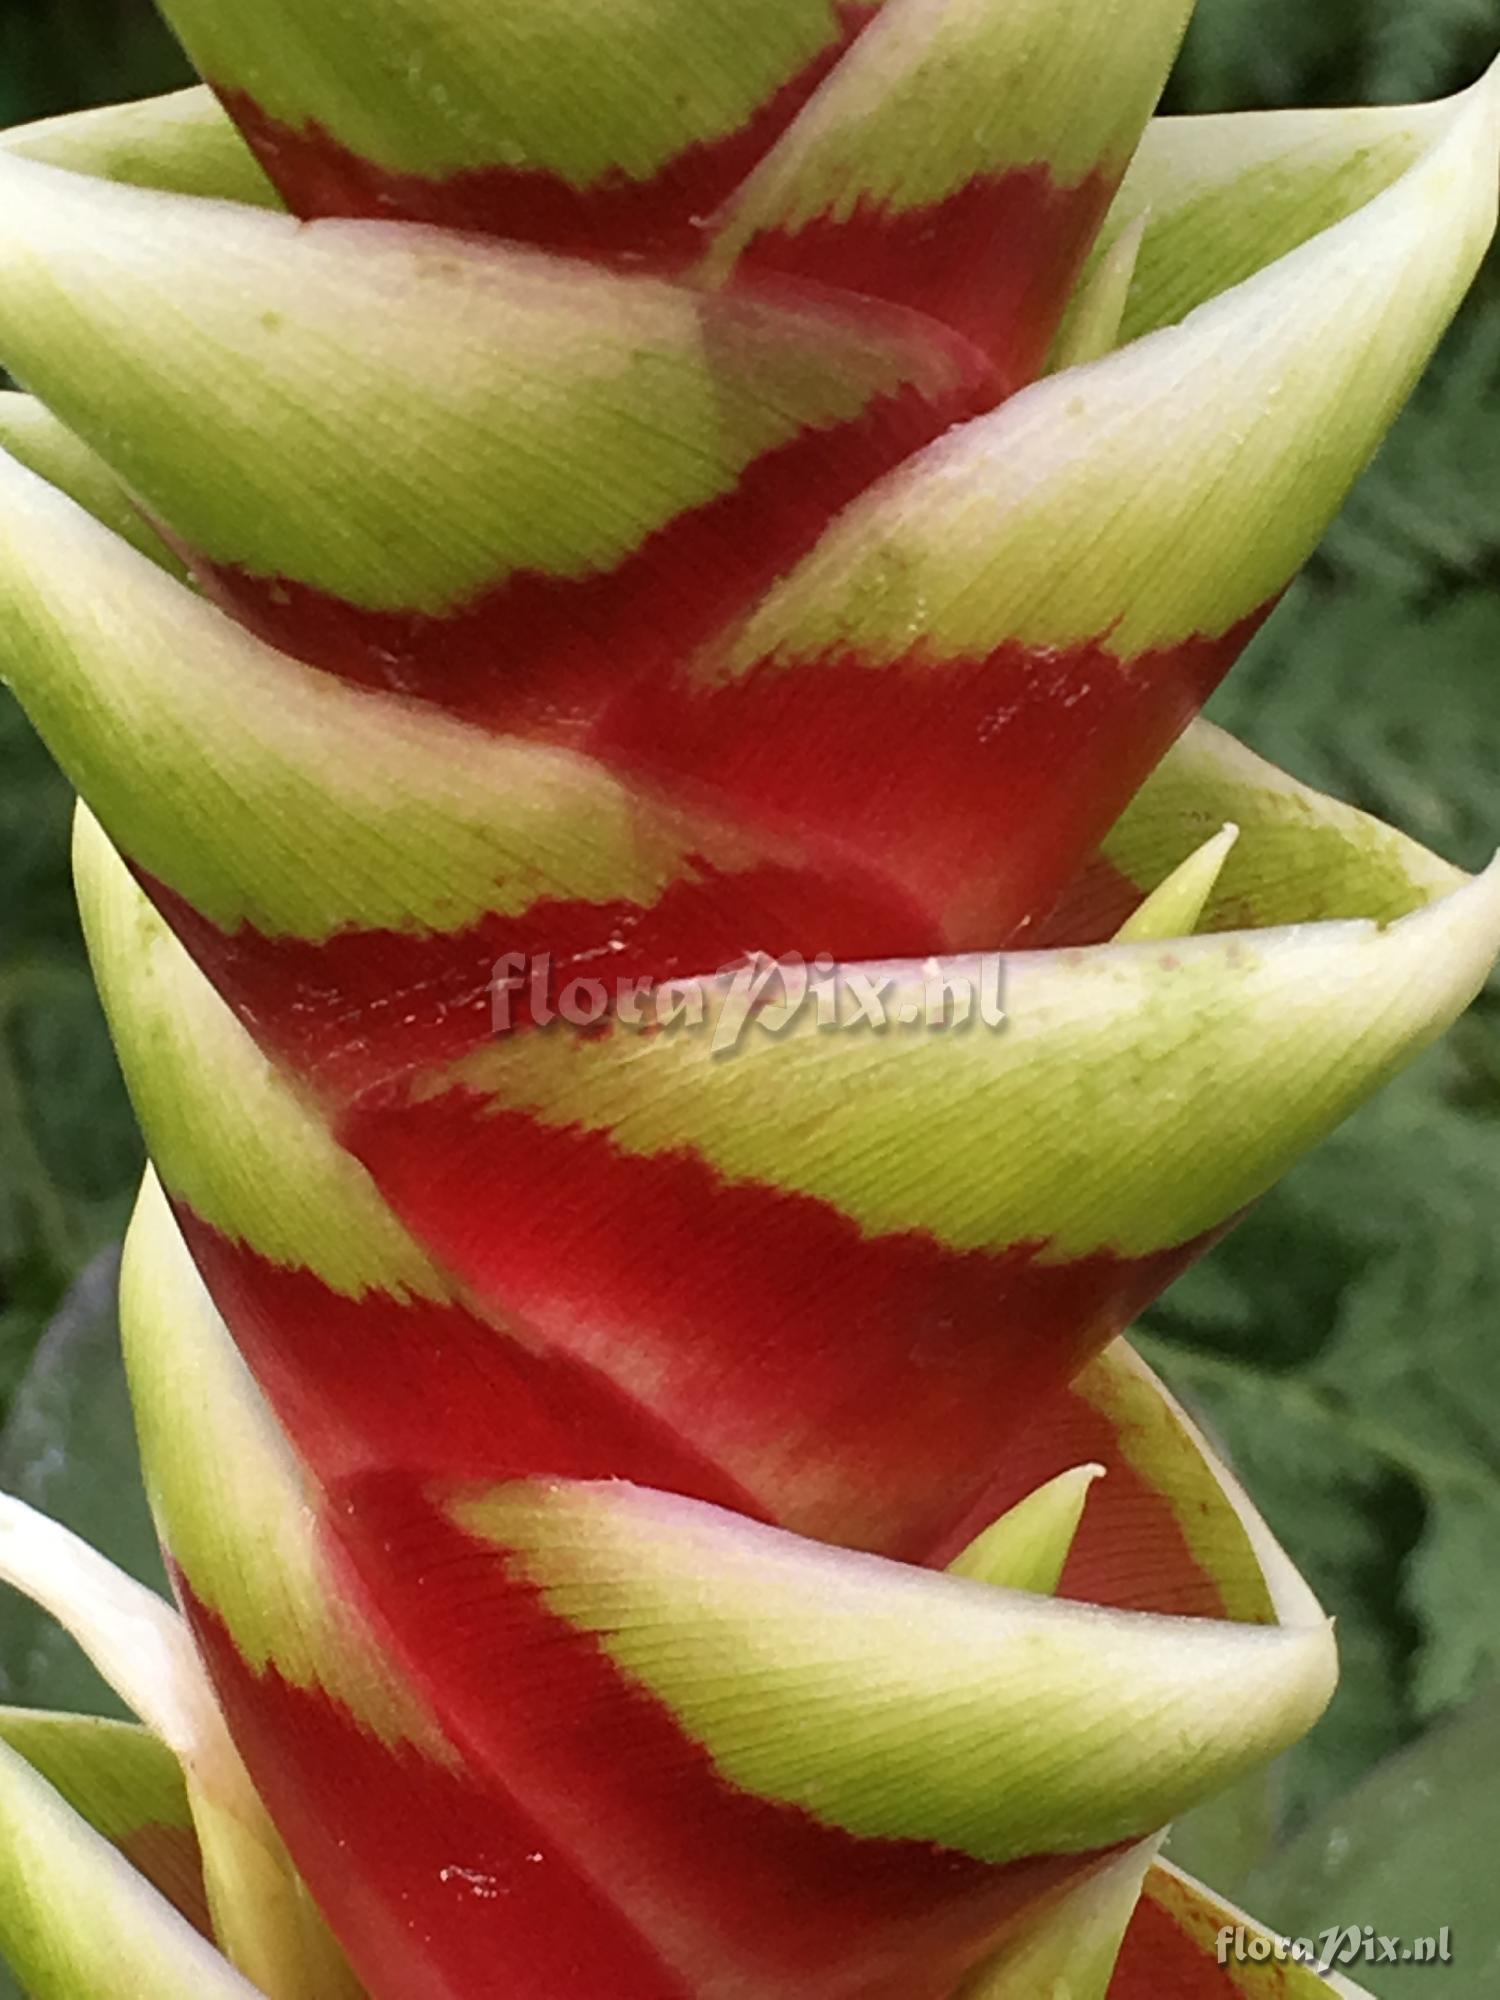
[0,3,1497,1997]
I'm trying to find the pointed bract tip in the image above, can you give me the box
[1050,210,1150,373]
[1114,822,1241,942]
[948,1464,1106,1593]
[0,1735,262,2000]
[0,1494,208,1763]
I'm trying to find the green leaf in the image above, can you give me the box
[1205,581,1500,879]
[0,1247,167,1998]
[0,695,142,1415]
[1139,1003,1500,1823]
[1167,0,1499,111]
[1240,1689,1500,1993]
[1368,0,1500,105]
[1135,1321,1425,1829]
[1167,0,1377,112]
[0,1,189,132]
[1150,519,1500,1827]
[0,1250,165,1721]
[1163,1767,1280,1899]
[1319,313,1500,598]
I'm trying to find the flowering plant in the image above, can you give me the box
[0,4,1498,1994]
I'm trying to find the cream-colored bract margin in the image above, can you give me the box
[0,83,279,204]
[442,857,1500,1262]
[1147,1859,1379,1999]
[1084,1342,1322,1632]
[0,450,694,938]
[121,1177,449,1760]
[707,0,1194,261]
[156,0,856,183]
[1104,719,1466,929]
[0,147,928,611]
[76,809,450,1302]
[729,60,1500,667]
[0,1736,261,2000]
[453,1477,1336,1866]
[1063,93,1453,351]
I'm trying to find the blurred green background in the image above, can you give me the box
[1,0,1499,1988]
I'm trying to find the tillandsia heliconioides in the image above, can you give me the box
[0,3,1498,1996]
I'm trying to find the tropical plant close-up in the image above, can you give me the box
[1,0,1499,1995]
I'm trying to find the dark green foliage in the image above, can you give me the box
[0,701,141,1420]
[1321,314,1500,604]
[1241,1689,1500,1991]
[1149,564,1500,1878]
[0,1253,163,2000]
[0,1252,163,1720]
[1169,0,1500,108]
[0,0,188,128]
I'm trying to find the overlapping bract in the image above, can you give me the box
[0,5,1497,1996]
